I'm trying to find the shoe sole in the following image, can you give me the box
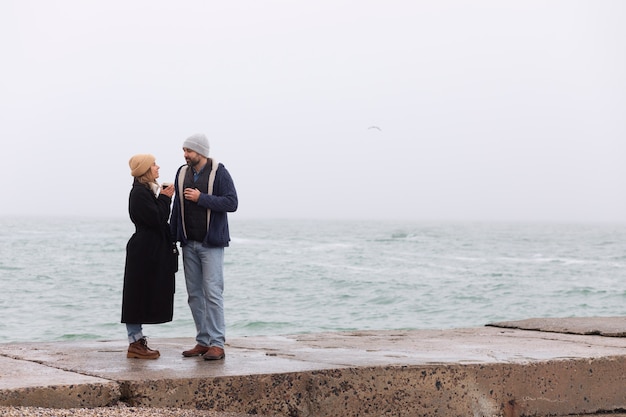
[203,354,225,361]
[127,353,160,359]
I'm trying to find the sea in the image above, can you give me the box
[1,217,625,344]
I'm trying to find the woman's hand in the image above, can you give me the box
[161,184,175,198]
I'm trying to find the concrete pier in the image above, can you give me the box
[1,317,626,416]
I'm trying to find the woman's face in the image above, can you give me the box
[150,162,160,179]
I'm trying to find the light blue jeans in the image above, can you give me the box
[182,241,225,348]
[126,324,143,343]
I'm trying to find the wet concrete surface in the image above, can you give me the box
[1,318,626,416]
[488,316,626,336]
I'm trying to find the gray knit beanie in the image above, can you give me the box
[183,133,210,157]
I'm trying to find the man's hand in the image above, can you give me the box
[183,187,201,202]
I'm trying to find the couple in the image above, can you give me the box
[121,133,238,361]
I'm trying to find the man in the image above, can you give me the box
[170,133,238,360]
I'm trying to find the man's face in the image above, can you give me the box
[183,147,202,167]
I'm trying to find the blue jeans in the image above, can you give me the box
[182,241,225,348]
[126,323,143,343]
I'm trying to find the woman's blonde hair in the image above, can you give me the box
[136,169,157,189]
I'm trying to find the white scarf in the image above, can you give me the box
[149,182,160,196]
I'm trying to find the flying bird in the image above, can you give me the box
[368,126,382,131]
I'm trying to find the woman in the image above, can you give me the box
[122,154,176,359]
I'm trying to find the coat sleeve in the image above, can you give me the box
[196,164,238,213]
[130,186,170,229]
[169,165,184,241]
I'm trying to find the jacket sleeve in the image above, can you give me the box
[196,164,238,213]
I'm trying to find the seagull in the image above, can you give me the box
[368,126,382,131]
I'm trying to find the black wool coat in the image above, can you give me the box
[121,180,176,324]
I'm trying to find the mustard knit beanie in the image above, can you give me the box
[129,154,155,177]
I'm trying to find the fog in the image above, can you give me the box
[1,1,624,222]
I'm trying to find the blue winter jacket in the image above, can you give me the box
[170,161,238,247]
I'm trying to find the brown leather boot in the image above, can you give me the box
[127,337,160,359]
[182,344,210,357]
[202,346,225,361]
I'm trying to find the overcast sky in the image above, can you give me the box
[1,1,624,222]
